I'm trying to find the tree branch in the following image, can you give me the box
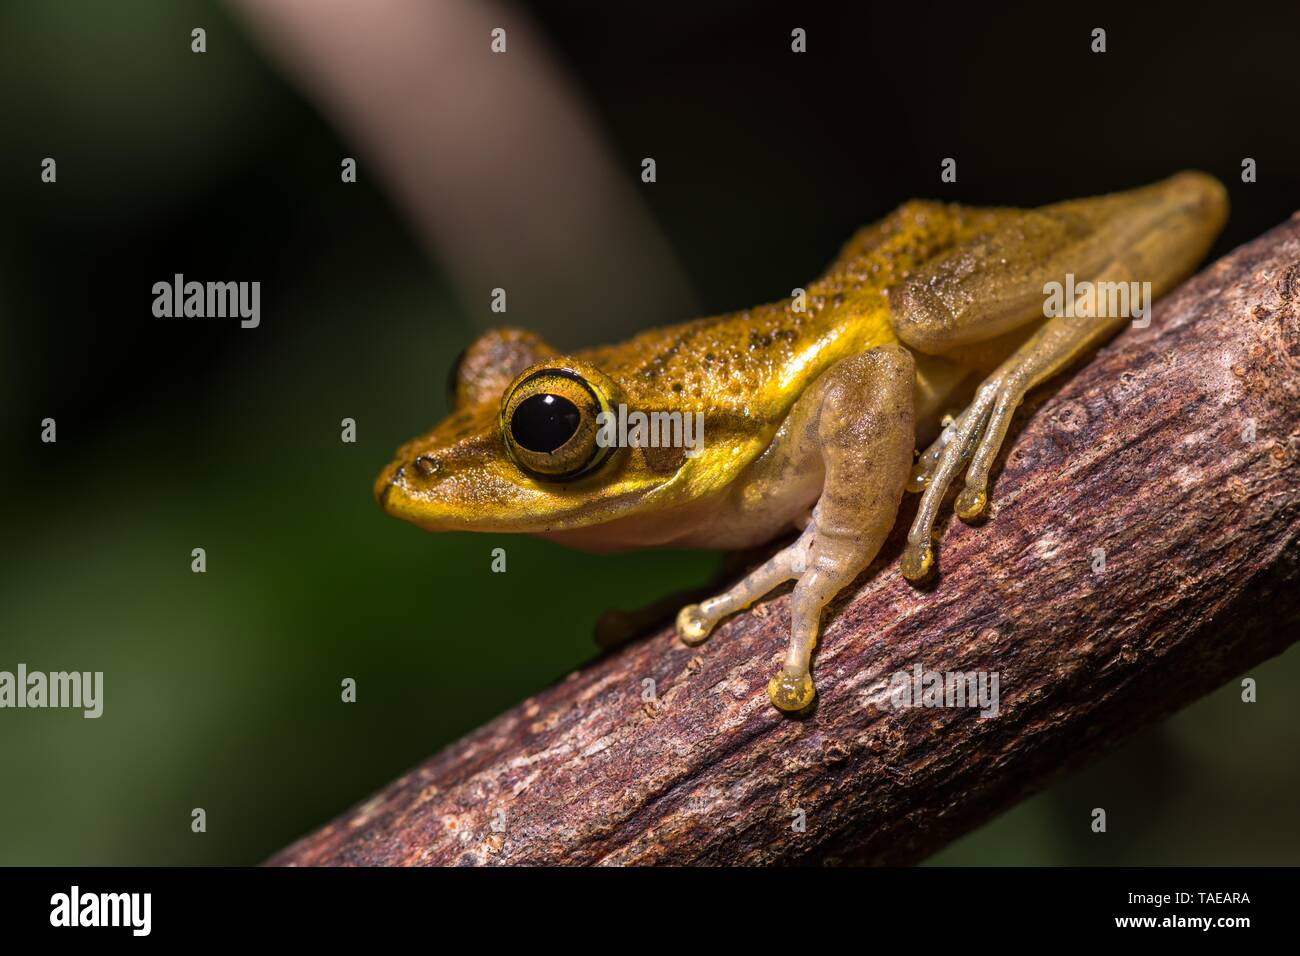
[271,215,1300,866]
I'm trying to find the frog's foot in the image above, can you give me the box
[906,411,963,495]
[676,528,812,648]
[674,526,821,712]
[901,370,1023,580]
[901,412,968,578]
[901,304,1123,581]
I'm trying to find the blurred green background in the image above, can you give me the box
[1,0,1296,865]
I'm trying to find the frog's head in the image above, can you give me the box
[375,327,720,550]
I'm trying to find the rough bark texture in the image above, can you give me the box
[272,216,1300,867]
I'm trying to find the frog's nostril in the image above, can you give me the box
[413,455,441,477]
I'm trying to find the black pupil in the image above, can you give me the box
[511,394,581,453]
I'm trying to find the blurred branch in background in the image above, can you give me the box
[227,0,698,346]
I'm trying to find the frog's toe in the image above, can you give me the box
[899,541,934,582]
[902,366,1037,581]
[768,666,816,712]
[952,372,1033,523]
[675,603,716,646]
[906,413,958,494]
[901,381,998,584]
[954,486,988,521]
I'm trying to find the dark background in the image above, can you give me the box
[1,0,1296,864]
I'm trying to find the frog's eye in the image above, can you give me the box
[500,367,614,481]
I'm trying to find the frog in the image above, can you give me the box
[375,172,1228,713]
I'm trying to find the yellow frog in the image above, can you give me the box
[376,173,1227,712]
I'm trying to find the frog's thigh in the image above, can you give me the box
[675,346,915,712]
[888,198,1137,357]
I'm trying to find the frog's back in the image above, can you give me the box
[575,200,1001,433]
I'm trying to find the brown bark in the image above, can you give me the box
[272,216,1300,866]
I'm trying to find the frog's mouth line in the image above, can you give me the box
[374,448,709,542]
[375,464,403,510]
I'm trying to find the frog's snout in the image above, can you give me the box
[375,457,448,529]
[374,449,520,533]
[377,453,449,506]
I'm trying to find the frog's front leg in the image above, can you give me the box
[676,346,915,712]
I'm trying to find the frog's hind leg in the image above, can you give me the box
[675,346,916,712]
[892,172,1228,580]
[898,313,1121,579]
